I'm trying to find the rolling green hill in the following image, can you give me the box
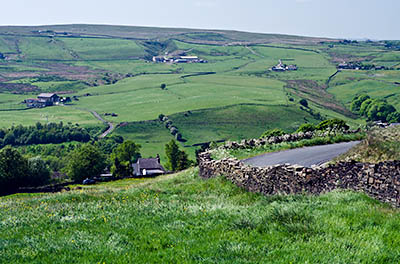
[0,24,398,158]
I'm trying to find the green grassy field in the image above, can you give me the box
[74,73,287,123]
[0,105,101,128]
[0,25,397,157]
[113,120,176,162]
[1,168,399,263]
[328,72,400,109]
[114,104,322,162]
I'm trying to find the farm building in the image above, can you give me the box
[132,156,166,177]
[24,98,47,108]
[25,93,60,108]
[271,60,297,72]
[37,93,60,104]
[152,55,207,64]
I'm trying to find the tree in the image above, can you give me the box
[27,156,51,187]
[165,140,190,172]
[111,140,141,165]
[350,94,370,113]
[359,99,374,116]
[111,157,131,178]
[110,140,141,177]
[366,101,396,122]
[0,146,29,194]
[67,144,106,182]
[177,150,190,171]
[160,83,166,89]
[299,98,308,108]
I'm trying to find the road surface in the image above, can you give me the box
[243,141,360,168]
[90,110,115,138]
[62,105,114,138]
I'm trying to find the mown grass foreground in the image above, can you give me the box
[1,168,400,263]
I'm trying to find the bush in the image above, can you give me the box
[316,119,349,131]
[261,128,285,138]
[160,83,166,89]
[296,123,316,133]
[67,144,107,182]
[299,99,308,108]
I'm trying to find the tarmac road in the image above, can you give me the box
[243,141,361,168]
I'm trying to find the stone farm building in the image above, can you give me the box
[132,156,166,177]
[25,93,60,108]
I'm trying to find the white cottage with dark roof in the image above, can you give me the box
[132,155,166,177]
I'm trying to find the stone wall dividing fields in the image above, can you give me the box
[198,152,400,208]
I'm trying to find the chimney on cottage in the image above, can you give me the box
[156,154,160,164]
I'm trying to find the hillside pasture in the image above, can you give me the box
[114,120,175,162]
[114,104,322,161]
[61,38,146,60]
[75,73,287,123]
[236,45,337,82]
[328,79,400,109]
[1,168,399,263]
[0,106,101,128]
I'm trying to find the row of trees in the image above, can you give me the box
[0,122,91,147]
[351,94,400,123]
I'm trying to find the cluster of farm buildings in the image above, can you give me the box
[152,55,208,64]
[337,62,387,70]
[271,60,298,72]
[23,93,71,108]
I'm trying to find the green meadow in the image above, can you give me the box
[1,168,399,263]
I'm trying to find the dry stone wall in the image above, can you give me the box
[198,152,400,208]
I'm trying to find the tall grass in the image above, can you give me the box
[336,126,400,163]
[1,168,399,263]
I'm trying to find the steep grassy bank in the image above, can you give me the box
[337,126,400,163]
[1,168,399,263]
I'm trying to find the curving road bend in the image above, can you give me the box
[90,110,115,138]
[62,104,114,138]
[243,141,361,168]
